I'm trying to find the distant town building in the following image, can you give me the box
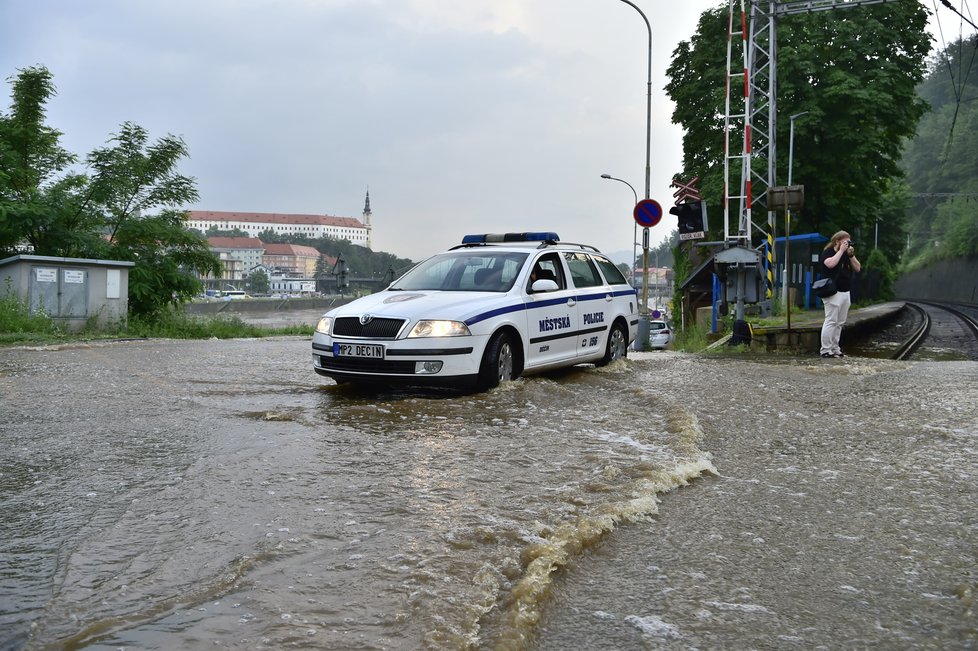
[633,267,674,312]
[207,237,264,279]
[262,243,322,277]
[187,191,374,248]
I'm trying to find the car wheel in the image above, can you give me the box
[478,331,516,390]
[597,321,628,366]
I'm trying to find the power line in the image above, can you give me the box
[929,2,977,167]
[936,0,978,30]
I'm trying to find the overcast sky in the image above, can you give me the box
[0,1,952,262]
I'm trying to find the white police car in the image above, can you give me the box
[312,232,639,390]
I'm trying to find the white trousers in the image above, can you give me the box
[820,290,851,355]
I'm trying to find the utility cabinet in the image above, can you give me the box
[0,255,135,332]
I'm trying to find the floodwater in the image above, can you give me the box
[0,339,976,650]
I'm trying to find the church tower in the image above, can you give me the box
[362,188,373,250]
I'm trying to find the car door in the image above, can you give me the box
[522,252,580,368]
[563,251,612,359]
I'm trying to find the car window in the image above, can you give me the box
[563,252,603,288]
[392,251,528,291]
[527,253,565,291]
[649,321,667,331]
[592,255,629,286]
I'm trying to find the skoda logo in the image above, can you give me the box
[359,314,374,325]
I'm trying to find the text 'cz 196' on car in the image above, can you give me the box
[311,232,639,391]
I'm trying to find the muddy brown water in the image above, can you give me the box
[1,338,975,649]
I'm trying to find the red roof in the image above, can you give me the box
[207,236,264,249]
[189,210,365,229]
[263,243,322,257]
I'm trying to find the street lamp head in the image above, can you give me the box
[600,174,612,179]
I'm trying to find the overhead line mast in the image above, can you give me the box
[725,0,907,248]
[722,0,905,311]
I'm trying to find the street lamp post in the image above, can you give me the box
[615,0,652,202]
[614,0,652,342]
[601,173,638,284]
[782,111,808,312]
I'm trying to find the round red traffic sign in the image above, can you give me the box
[633,199,663,228]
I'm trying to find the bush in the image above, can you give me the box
[0,300,313,346]
[0,291,62,342]
[864,248,897,300]
[126,309,267,339]
[671,324,712,352]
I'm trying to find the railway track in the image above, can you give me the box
[892,301,978,361]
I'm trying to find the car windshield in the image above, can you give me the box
[390,251,529,292]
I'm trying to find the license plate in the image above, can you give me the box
[333,343,385,359]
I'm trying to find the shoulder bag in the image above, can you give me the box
[812,277,837,299]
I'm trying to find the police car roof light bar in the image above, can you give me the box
[461,232,560,244]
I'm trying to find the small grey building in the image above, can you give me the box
[0,254,136,332]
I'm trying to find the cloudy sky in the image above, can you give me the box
[0,1,951,262]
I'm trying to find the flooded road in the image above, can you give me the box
[0,339,975,649]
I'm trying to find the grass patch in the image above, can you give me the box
[0,292,66,344]
[670,325,714,352]
[0,301,314,347]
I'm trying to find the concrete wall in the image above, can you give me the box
[184,296,355,316]
[895,257,978,304]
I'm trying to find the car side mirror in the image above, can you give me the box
[531,279,559,293]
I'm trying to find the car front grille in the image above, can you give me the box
[332,316,406,339]
[318,356,417,374]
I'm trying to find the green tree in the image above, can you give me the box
[314,253,331,278]
[1,67,220,317]
[665,3,931,264]
[864,246,896,301]
[249,268,270,294]
[900,34,978,265]
[257,228,284,243]
[0,66,100,256]
[636,229,678,270]
[206,226,251,238]
[85,122,220,316]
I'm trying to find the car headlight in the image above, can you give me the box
[315,316,332,335]
[407,320,471,338]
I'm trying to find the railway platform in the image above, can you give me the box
[743,301,906,353]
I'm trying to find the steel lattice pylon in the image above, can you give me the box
[722,0,903,306]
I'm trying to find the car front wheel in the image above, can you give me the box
[478,332,516,390]
[597,321,628,366]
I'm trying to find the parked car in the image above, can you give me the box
[648,320,672,349]
[311,232,639,390]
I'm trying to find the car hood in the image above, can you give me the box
[326,290,514,324]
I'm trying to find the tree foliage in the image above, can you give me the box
[85,122,220,316]
[263,232,415,281]
[665,3,931,265]
[635,229,678,271]
[864,246,896,301]
[250,268,270,294]
[900,34,978,266]
[0,66,220,317]
[205,226,251,238]
[0,66,96,256]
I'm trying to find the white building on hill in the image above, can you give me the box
[188,192,373,248]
